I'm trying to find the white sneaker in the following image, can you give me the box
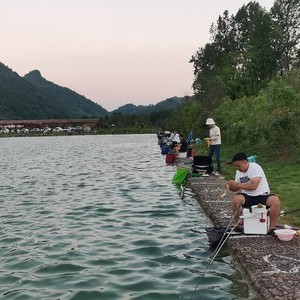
[215,172,220,176]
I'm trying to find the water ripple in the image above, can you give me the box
[0,135,255,300]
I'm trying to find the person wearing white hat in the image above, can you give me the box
[204,118,221,175]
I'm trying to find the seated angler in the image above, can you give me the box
[226,152,281,234]
[175,134,188,158]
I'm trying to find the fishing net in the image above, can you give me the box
[172,167,189,185]
[205,227,228,248]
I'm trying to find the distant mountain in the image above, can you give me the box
[25,70,108,118]
[111,96,184,115]
[0,61,187,120]
[0,63,57,120]
[0,62,108,120]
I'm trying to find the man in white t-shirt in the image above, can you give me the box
[204,118,221,175]
[227,153,281,234]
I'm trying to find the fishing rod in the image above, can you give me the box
[190,203,242,300]
[208,202,243,259]
[190,220,240,300]
[280,208,300,216]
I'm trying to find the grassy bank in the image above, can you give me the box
[193,142,300,227]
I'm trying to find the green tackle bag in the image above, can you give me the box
[172,167,189,185]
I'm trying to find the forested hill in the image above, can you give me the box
[0,61,185,120]
[24,70,108,118]
[112,96,183,115]
[0,62,109,120]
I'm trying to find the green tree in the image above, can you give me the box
[190,2,276,110]
[190,10,236,112]
[233,2,277,96]
[271,0,300,73]
[216,72,300,154]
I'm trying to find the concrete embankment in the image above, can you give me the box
[186,171,300,300]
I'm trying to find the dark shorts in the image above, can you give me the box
[237,193,273,208]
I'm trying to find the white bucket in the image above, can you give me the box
[241,207,269,235]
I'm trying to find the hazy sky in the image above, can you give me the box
[1,0,274,111]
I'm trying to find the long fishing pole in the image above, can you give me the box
[190,220,240,300]
[208,202,242,260]
[209,221,239,262]
[190,203,242,300]
[280,208,300,216]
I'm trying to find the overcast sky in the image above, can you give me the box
[1,0,274,111]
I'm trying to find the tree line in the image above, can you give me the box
[159,0,300,156]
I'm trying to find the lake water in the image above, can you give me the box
[0,134,255,300]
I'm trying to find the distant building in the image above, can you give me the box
[0,118,99,130]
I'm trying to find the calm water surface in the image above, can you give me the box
[0,134,255,300]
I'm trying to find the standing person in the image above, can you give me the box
[204,118,221,175]
[227,152,281,234]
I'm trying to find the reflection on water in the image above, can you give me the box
[0,134,255,299]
